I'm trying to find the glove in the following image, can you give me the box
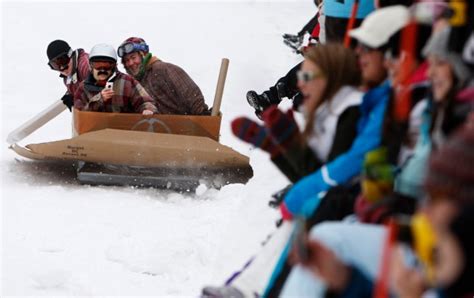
[231,117,281,157]
[261,106,301,151]
[61,94,74,111]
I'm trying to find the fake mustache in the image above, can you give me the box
[97,70,111,75]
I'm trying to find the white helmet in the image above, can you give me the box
[89,43,117,62]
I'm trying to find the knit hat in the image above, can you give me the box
[422,26,472,86]
[47,40,71,61]
[424,125,474,204]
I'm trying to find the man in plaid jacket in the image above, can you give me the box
[118,37,210,115]
[74,43,157,115]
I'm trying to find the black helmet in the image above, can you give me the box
[47,40,71,61]
[47,40,73,71]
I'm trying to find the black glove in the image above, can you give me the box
[61,94,74,112]
[268,184,293,208]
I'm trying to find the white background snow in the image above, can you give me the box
[1,0,314,296]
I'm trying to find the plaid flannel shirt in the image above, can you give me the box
[74,71,157,113]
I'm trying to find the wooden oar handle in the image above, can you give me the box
[211,58,230,116]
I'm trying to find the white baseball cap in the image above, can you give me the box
[349,5,410,49]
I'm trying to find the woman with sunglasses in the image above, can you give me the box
[46,40,90,111]
[295,43,363,175]
[74,44,157,115]
[232,43,362,185]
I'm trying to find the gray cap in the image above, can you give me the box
[423,26,472,86]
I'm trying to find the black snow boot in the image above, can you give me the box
[246,90,273,119]
[269,184,293,208]
[283,33,303,51]
[246,82,288,119]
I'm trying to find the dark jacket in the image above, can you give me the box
[138,57,209,115]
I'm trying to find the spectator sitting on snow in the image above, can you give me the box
[74,43,157,115]
[46,39,89,111]
[118,37,210,115]
[290,125,474,298]
[232,43,362,184]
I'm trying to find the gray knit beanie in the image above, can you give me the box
[423,26,472,87]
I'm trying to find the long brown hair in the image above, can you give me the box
[303,43,361,138]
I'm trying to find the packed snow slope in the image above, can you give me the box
[1,1,313,296]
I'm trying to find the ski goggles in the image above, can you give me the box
[90,61,116,71]
[296,70,324,83]
[48,50,72,71]
[117,42,149,58]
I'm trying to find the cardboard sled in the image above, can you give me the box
[11,128,253,189]
[9,59,249,189]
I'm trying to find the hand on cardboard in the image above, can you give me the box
[100,88,114,102]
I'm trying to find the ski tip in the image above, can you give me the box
[6,133,19,145]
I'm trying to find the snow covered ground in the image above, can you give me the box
[1,1,314,296]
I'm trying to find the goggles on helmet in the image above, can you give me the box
[90,61,116,72]
[117,42,149,58]
[48,49,73,71]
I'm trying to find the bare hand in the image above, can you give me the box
[290,238,351,292]
[142,109,154,116]
[101,88,114,102]
[391,245,426,298]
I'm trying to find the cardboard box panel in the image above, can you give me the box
[73,109,222,141]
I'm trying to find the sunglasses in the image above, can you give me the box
[117,42,149,58]
[296,70,324,83]
[48,52,71,71]
[90,61,116,71]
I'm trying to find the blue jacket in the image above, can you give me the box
[282,81,391,218]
